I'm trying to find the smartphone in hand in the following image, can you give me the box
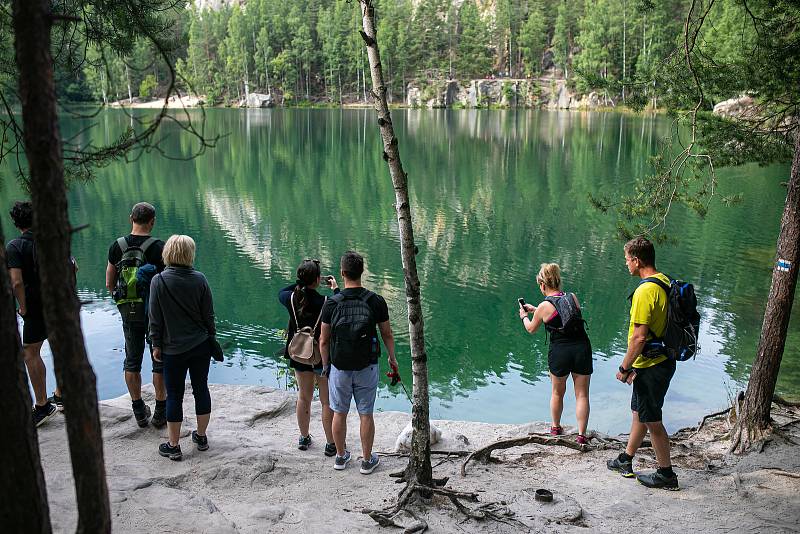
[518,297,526,309]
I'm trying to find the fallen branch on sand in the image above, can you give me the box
[461,433,588,477]
[762,468,800,479]
[689,407,733,438]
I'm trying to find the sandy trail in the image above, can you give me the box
[37,384,800,533]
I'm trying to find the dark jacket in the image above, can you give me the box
[149,267,215,355]
[278,283,338,358]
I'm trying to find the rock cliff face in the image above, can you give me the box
[405,78,607,110]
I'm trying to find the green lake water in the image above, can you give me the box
[2,108,797,434]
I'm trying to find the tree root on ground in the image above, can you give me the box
[363,481,523,532]
[761,467,800,479]
[461,433,588,477]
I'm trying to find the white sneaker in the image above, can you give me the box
[334,450,351,470]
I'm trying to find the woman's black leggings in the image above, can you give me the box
[163,339,212,423]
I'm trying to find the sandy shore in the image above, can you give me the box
[37,384,800,533]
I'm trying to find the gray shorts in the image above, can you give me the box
[122,318,163,374]
[329,364,379,415]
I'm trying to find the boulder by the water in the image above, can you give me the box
[394,421,442,451]
[713,95,757,118]
[240,92,275,108]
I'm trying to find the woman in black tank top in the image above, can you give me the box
[519,263,593,445]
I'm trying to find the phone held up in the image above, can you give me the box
[518,297,526,309]
[322,275,333,286]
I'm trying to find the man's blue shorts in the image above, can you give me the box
[329,364,379,415]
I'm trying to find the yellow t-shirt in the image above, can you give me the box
[628,272,670,369]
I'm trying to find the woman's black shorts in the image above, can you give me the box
[548,339,593,377]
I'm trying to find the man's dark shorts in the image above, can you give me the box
[631,358,676,423]
[122,315,163,374]
[21,306,47,345]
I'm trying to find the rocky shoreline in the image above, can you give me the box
[38,384,800,533]
[109,78,616,111]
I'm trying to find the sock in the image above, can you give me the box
[155,399,166,411]
[132,399,145,410]
[619,452,633,463]
[657,466,675,478]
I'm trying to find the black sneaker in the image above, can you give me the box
[151,406,167,428]
[607,454,636,478]
[158,442,182,461]
[33,402,58,428]
[48,394,64,411]
[133,404,151,428]
[192,430,209,451]
[298,435,312,451]
[324,442,337,457]
[637,471,679,491]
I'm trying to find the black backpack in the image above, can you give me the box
[544,292,585,335]
[639,277,701,362]
[329,290,378,370]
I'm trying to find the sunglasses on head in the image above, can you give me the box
[303,258,320,265]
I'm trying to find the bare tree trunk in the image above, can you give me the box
[358,0,432,487]
[12,1,112,532]
[622,0,626,103]
[0,222,51,533]
[126,64,133,103]
[732,133,800,453]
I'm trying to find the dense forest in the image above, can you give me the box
[59,0,752,106]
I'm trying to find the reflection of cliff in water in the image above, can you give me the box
[203,189,276,273]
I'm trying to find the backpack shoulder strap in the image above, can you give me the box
[139,237,157,255]
[117,236,129,254]
[359,289,375,303]
[641,277,671,294]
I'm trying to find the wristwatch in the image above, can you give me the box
[619,365,632,374]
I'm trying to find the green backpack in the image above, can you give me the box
[112,236,157,305]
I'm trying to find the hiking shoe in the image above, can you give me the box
[150,406,167,428]
[550,425,564,436]
[298,435,312,451]
[637,471,679,491]
[158,442,182,461]
[360,453,381,475]
[576,434,588,446]
[324,442,337,457]
[192,430,209,451]
[607,454,635,478]
[48,394,64,411]
[133,404,151,428]
[33,402,58,428]
[333,450,351,470]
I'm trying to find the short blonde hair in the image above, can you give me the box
[163,235,196,267]
[536,263,561,290]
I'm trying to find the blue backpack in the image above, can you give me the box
[639,277,701,362]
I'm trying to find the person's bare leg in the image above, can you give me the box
[572,373,591,436]
[359,414,375,460]
[196,413,210,436]
[167,421,181,447]
[23,341,47,406]
[332,412,347,456]
[316,375,334,444]
[294,370,315,437]
[550,374,567,428]
[645,421,672,467]
[626,411,648,457]
[125,371,142,401]
[153,372,166,402]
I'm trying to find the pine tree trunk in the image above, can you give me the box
[358,0,432,487]
[0,222,52,533]
[732,133,800,453]
[12,1,111,532]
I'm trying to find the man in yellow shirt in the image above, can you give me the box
[606,237,678,490]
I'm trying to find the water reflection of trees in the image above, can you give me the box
[13,109,796,402]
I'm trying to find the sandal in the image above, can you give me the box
[549,425,564,436]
